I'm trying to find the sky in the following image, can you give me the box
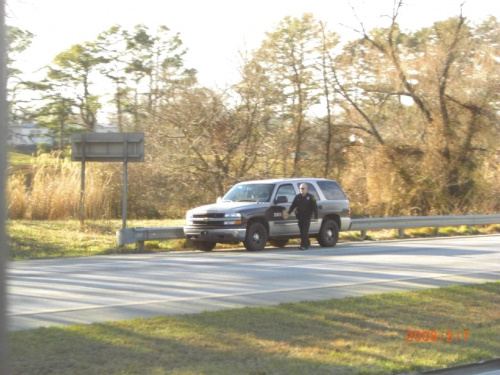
[6,0,500,89]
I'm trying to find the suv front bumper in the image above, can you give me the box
[184,227,247,243]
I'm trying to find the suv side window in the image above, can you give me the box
[296,182,320,200]
[317,180,346,200]
[276,184,296,203]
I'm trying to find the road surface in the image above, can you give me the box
[7,235,500,331]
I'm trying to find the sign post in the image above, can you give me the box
[71,132,144,229]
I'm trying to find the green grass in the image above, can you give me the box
[7,219,187,260]
[7,220,500,261]
[8,281,500,375]
[8,151,35,166]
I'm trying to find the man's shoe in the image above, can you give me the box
[299,246,305,250]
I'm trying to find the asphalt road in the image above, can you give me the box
[7,234,500,331]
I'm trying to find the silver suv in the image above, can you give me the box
[184,178,351,251]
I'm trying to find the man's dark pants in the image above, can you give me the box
[298,215,311,248]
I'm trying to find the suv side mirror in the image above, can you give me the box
[274,196,288,204]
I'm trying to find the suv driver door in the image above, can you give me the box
[268,183,299,236]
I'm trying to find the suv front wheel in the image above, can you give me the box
[317,219,339,247]
[244,222,268,251]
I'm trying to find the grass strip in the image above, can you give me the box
[8,152,34,166]
[9,281,500,375]
[7,219,186,260]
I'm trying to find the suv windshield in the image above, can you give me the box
[222,183,274,202]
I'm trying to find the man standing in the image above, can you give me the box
[288,183,318,250]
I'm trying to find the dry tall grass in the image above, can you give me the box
[8,153,118,220]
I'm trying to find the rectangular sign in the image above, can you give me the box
[71,132,145,162]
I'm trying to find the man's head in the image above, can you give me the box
[299,183,307,196]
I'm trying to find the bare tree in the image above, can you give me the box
[254,14,323,176]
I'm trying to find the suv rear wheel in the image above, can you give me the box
[244,222,268,251]
[317,219,339,247]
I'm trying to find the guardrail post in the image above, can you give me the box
[398,228,405,238]
[136,240,145,252]
[360,230,366,240]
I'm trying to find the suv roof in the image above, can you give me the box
[236,178,330,184]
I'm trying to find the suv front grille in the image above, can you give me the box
[190,214,227,227]
[193,213,225,219]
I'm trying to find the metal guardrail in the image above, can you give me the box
[116,214,500,250]
[350,214,500,240]
[117,227,185,251]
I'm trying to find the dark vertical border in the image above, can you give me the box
[0,0,9,373]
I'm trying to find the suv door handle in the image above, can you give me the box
[318,205,323,209]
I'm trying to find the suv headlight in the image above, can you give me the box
[224,213,242,225]
[186,211,194,225]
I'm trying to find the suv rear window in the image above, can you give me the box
[317,180,346,200]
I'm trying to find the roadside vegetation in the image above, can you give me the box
[9,281,500,374]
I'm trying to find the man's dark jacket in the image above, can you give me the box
[289,192,318,219]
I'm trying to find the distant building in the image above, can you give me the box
[8,122,119,154]
[8,123,54,154]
